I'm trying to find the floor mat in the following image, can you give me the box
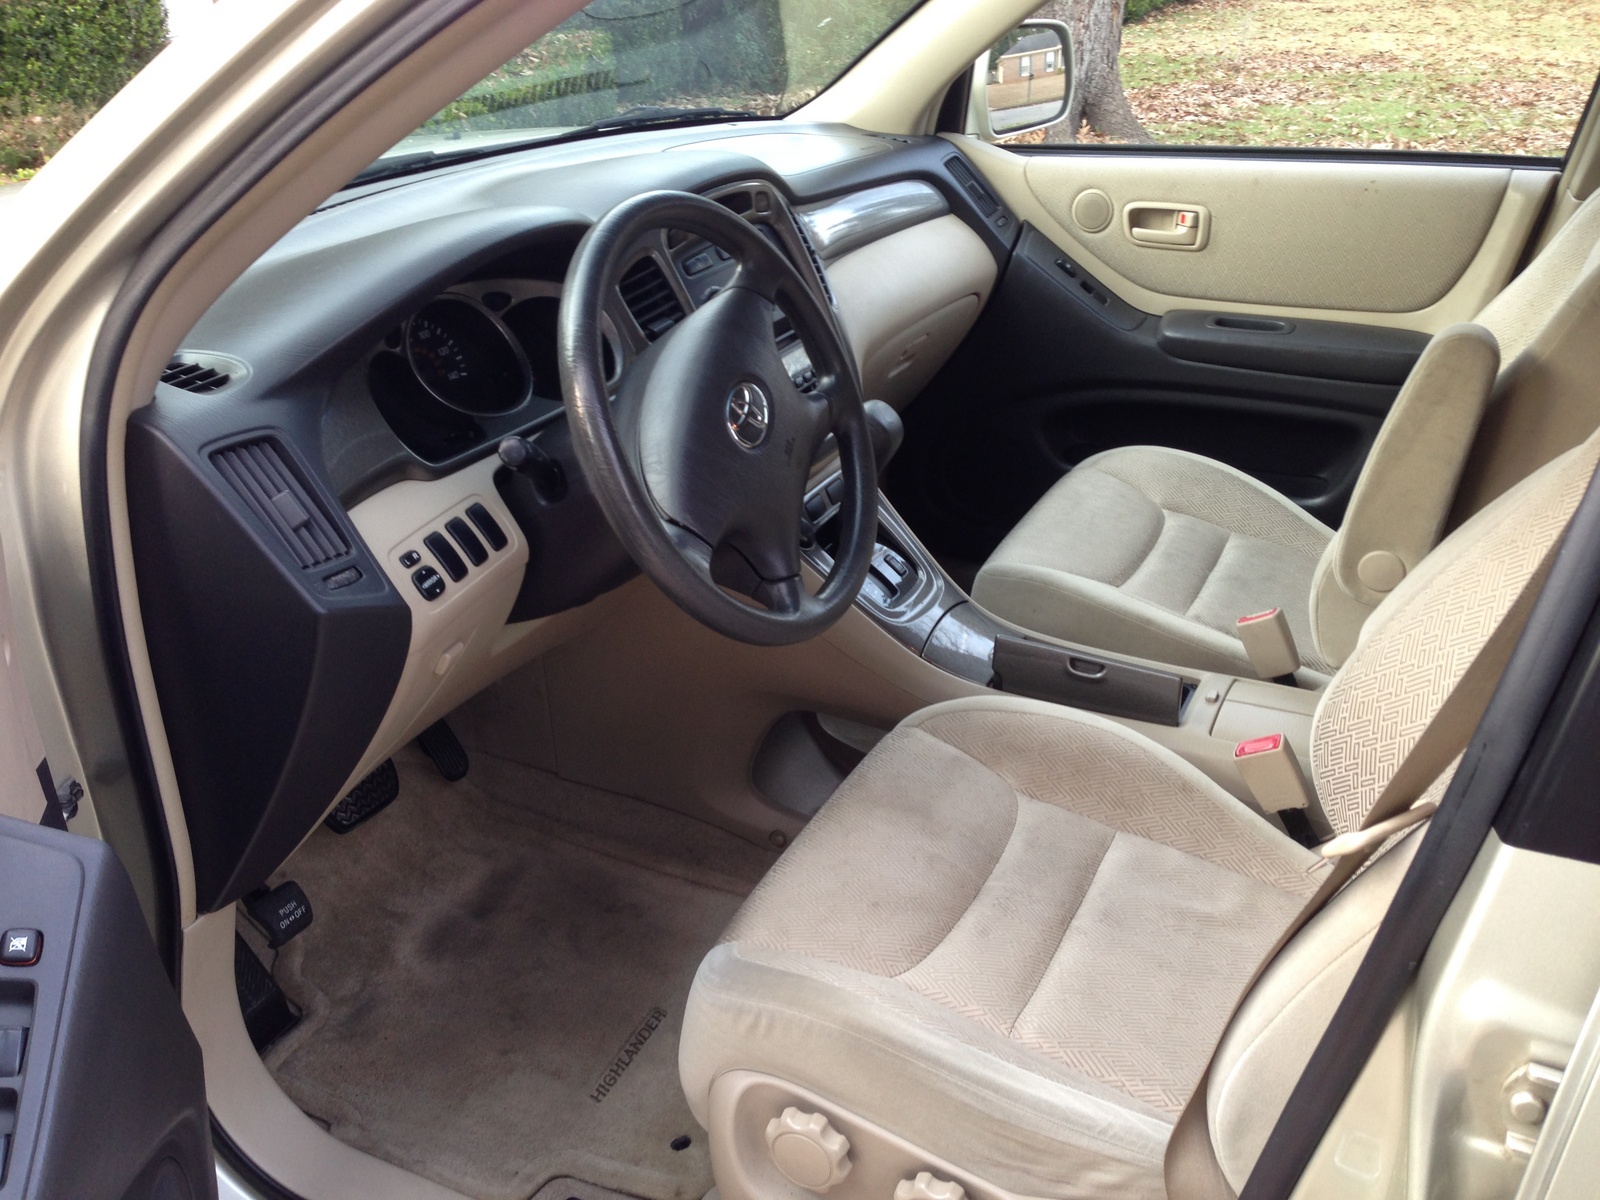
[261,746,775,1200]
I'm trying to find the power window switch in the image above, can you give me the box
[0,1027,25,1076]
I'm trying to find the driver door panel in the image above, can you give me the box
[0,818,213,1200]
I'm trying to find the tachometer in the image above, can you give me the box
[405,297,530,415]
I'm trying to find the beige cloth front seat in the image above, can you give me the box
[972,193,1600,676]
[680,429,1600,1199]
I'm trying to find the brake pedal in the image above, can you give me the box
[325,758,399,833]
[417,719,469,781]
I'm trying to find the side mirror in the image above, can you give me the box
[968,19,1075,142]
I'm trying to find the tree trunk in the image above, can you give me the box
[1034,0,1148,143]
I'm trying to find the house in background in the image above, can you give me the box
[991,29,1065,86]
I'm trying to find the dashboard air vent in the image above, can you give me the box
[790,212,837,309]
[212,439,350,569]
[619,256,686,341]
[162,359,231,394]
[944,155,1002,218]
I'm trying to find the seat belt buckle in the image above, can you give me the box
[1237,608,1300,681]
[1233,733,1313,813]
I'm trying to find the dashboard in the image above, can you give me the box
[124,124,1009,912]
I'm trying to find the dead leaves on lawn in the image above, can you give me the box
[1111,0,1600,154]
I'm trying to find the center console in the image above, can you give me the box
[801,470,1194,725]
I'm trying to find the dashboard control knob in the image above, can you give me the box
[498,435,567,502]
[765,1107,851,1191]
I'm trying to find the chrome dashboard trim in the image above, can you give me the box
[799,181,950,261]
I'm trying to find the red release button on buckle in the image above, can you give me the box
[1238,608,1280,626]
[1235,734,1283,758]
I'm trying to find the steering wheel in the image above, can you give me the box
[558,190,878,646]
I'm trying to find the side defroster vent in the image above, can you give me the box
[162,360,231,393]
[944,155,1002,218]
[212,439,350,569]
[619,255,686,341]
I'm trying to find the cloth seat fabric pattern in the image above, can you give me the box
[972,447,1334,677]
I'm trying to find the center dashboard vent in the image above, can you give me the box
[212,439,351,569]
[944,155,1002,218]
[619,256,686,341]
[790,213,837,310]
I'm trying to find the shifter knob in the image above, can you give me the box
[863,400,904,474]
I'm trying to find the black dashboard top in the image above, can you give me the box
[164,125,1014,506]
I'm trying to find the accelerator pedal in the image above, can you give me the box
[418,719,469,781]
[324,758,399,833]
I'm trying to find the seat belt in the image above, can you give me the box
[1164,535,1559,1200]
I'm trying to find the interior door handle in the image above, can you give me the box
[1124,202,1209,251]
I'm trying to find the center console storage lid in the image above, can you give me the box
[991,634,1190,727]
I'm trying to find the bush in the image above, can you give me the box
[0,0,168,110]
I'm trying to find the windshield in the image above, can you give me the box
[362,0,922,175]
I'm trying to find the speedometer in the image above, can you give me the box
[405,297,531,415]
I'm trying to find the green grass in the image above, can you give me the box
[1113,0,1600,154]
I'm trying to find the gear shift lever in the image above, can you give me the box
[863,400,903,475]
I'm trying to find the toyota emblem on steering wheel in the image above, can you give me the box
[725,381,771,449]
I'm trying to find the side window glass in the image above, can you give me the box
[1010,0,1600,157]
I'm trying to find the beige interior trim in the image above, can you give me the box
[339,455,571,803]
[1285,991,1414,1198]
[829,213,996,410]
[184,908,471,1200]
[791,0,1035,135]
[950,137,1555,333]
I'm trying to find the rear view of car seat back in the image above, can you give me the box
[1316,189,1600,664]
[1450,191,1600,526]
[976,190,1600,675]
[1308,323,1499,665]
